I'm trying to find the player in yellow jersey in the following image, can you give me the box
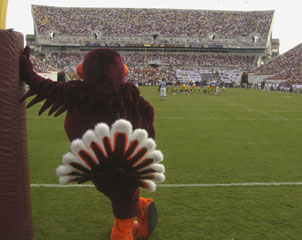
[191,83,196,94]
[180,83,186,94]
[211,84,216,94]
[206,85,211,94]
[186,84,191,95]
[172,84,177,95]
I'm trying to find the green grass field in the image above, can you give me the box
[27,87,302,240]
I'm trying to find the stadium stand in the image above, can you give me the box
[27,5,280,86]
[30,55,57,72]
[248,43,302,91]
[31,5,274,48]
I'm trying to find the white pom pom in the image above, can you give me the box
[140,180,156,192]
[146,150,163,164]
[94,123,111,156]
[94,123,110,142]
[129,129,148,144]
[137,163,165,174]
[81,130,100,164]
[58,176,75,185]
[70,139,97,169]
[62,152,91,173]
[152,173,165,183]
[82,130,98,147]
[70,139,86,155]
[150,164,165,173]
[111,119,133,136]
[62,152,78,165]
[140,172,165,183]
[143,138,156,152]
[56,165,74,177]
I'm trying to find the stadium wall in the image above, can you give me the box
[248,74,273,84]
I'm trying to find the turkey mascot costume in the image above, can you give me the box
[19,46,165,240]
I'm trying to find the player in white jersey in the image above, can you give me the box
[216,84,220,94]
[160,78,167,101]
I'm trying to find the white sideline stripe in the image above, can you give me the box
[27,117,302,121]
[156,117,302,121]
[30,182,302,188]
[158,182,302,187]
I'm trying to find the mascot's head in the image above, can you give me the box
[77,48,128,92]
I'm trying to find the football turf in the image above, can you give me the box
[26,87,302,240]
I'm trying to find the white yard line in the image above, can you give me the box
[156,117,302,121]
[157,182,302,187]
[30,182,302,188]
[27,117,302,121]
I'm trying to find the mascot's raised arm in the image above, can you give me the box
[19,46,165,240]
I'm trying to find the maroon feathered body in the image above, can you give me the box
[20,47,155,218]
[63,82,154,141]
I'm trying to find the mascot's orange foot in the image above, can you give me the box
[133,220,139,240]
[110,218,135,240]
[137,198,158,240]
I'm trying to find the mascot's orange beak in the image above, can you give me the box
[76,63,83,79]
[124,64,129,77]
[76,63,128,79]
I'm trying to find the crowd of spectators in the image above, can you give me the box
[46,52,255,69]
[37,46,302,86]
[176,68,242,83]
[250,43,302,82]
[29,5,302,87]
[44,51,255,83]
[30,55,57,72]
[32,5,273,46]
[122,53,255,68]
[218,69,243,83]
[31,48,302,89]
[48,52,83,70]
[128,67,176,85]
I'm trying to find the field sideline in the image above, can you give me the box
[27,87,302,240]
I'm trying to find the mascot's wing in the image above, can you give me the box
[137,96,155,139]
[19,46,86,117]
[20,76,86,117]
[56,119,165,192]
